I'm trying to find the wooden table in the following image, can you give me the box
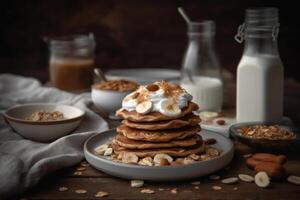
[19,79,300,200]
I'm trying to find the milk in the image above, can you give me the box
[237,55,283,122]
[181,76,223,112]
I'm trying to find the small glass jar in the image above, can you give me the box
[180,21,223,112]
[48,34,96,91]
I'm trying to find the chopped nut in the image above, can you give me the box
[158,188,164,191]
[131,180,144,188]
[191,181,201,185]
[160,158,170,166]
[212,186,222,190]
[209,175,220,180]
[138,157,153,166]
[216,119,226,125]
[170,188,177,194]
[76,167,86,171]
[80,162,90,167]
[59,187,68,192]
[206,148,220,157]
[221,177,238,184]
[95,191,109,197]
[73,171,82,176]
[95,144,108,155]
[189,154,200,161]
[75,189,87,194]
[287,175,300,185]
[238,174,254,182]
[140,188,155,194]
[104,148,113,156]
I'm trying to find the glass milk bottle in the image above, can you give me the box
[180,21,223,112]
[236,8,284,123]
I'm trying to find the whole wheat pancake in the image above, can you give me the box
[122,113,201,130]
[117,124,200,142]
[116,102,199,122]
[112,142,205,158]
[114,133,201,149]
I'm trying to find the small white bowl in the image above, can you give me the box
[3,104,85,143]
[91,87,131,116]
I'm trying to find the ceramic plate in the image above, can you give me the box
[105,68,180,84]
[84,129,234,181]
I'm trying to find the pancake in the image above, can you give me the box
[116,102,199,122]
[114,133,201,149]
[112,141,205,158]
[117,124,201,142]
[122,113,201,130]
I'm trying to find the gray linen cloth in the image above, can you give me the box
[0,74,109,198]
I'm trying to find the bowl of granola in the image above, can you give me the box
[91,80,138,117]
[229,122,299,150]
[3,103,85,142]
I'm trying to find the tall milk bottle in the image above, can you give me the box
[180,21,223,112]
[236,8,284,122]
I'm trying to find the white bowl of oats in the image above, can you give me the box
[3,103,85,142]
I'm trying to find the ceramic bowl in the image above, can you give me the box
[229,122,300,151]
[91,87,131,116]
[3,103,85,142]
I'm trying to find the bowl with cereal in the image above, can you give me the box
[91,80,138,117]
[3,103,85,142]
[229,122,299,150]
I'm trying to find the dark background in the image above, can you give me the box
[0,0,299,83]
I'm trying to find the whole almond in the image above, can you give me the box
[204,138,217,145]
[146,84,159,92]
[216,119,226,125]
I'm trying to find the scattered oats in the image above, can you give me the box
[158,188,164,191]
[95,191,109,197]
[243,154,253,158]
[80,162,90,167]
[73,171,82,175]
[104,148,113,156]
[191,181,201,185]
[75,189,87,194]
[233,187,238,191]
[209,174,220,180]
[76,167,86,171]
[222,177,238,184]
[170,188,177,194]
[59,186,68,192]
[212,186,222,190]
[287,175,300,185]
[140,188,155,194]
[194,186,199,189]
[238,174,254,182]
[131,180,144,188]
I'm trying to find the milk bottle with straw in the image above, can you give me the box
[178,8,223,112]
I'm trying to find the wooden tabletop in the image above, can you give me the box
[18,79,300,200]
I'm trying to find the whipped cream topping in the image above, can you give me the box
[122,81,193,115]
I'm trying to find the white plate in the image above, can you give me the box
[105,68,180,84]
[84,129,234,181]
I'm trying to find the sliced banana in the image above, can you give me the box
[136,100,153,114]
[104,148,113,156]
[255,172,270,188]
[158,99,181,117]
[138,157,153,166]
[287,175,300,185]
[238,174,254,182]
[122,152,139,164]
[153,153,173,166]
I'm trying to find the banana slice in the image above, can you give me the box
[255,171,270,188]
[199,111,219,120]
[153,153,173,166]
[94,144,108,155]
[136,101,153,114]
[158,99,181,117]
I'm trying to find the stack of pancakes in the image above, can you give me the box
[113,101,204,159]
